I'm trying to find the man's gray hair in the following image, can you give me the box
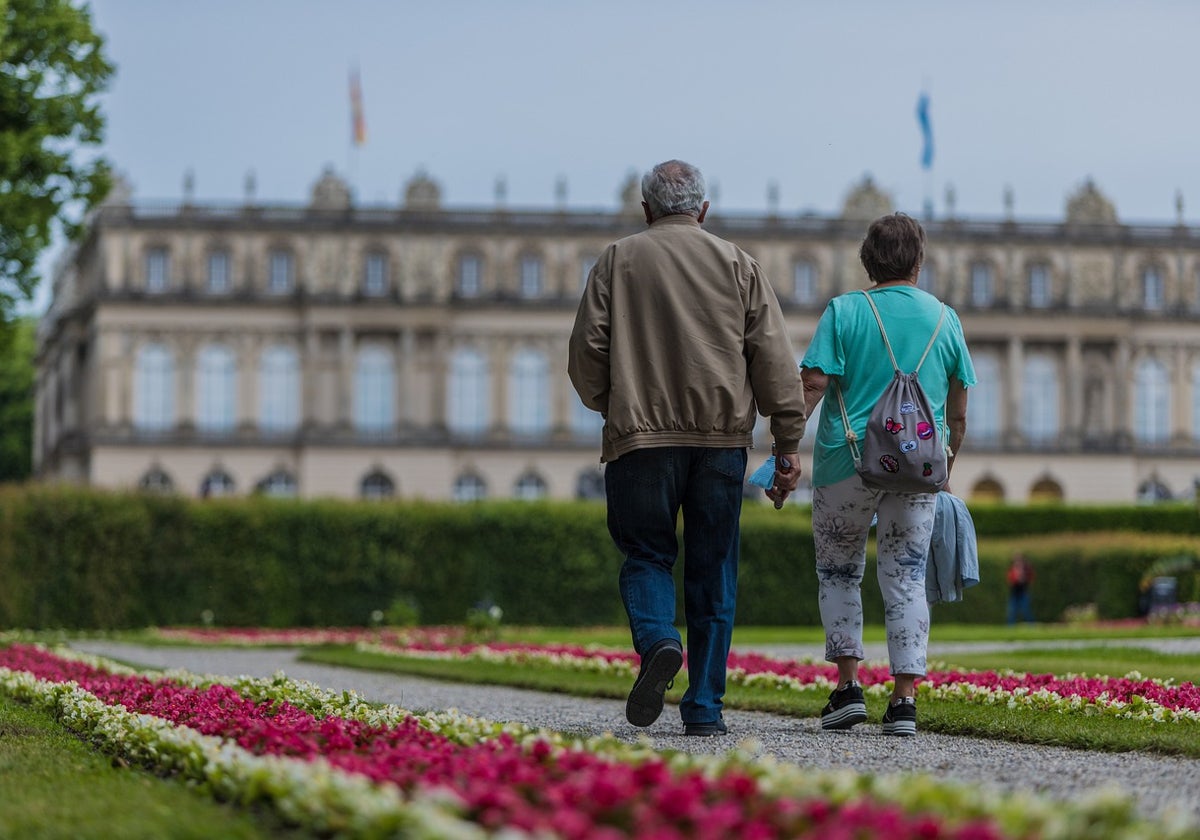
[641,160,706,219]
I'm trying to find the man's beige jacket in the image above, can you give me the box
[568,214,806,463]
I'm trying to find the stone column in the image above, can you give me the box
[492,336,510,437]
[1005,336,1024,446]
[337,328,354,429]
[176,335,196,431]
[237,334,258,432]
[1065,336,1084,449]
[1173,344,1188,443]
[1113,339,1132,448]
[398,330,415,429]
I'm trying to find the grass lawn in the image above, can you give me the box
[0,695,306,840]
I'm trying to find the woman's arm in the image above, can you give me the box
[945,378,968,477]
[765,367,830,508]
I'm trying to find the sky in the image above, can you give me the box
[28,0,1200,309]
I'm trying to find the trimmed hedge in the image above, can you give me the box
[0,485,1196,630]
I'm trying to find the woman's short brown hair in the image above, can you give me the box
[859,213,926,283]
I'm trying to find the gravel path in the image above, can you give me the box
[67,640,1200,827]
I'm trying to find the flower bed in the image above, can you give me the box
[3,642,1189,839]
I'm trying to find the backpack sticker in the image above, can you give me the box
[900,440,917,453]
[899,401,917,414]
[884,417,904,434]
[879,454,900,473]
[916,422,934,440]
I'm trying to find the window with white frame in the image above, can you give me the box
[195,344,237,434]
[1022,354,1059,443]
[457,253,482,297]
[256,470,297,498]
[508,348,550,436]
[364,252,388,297]
[514,471,548,500]
[447,347,490,435]
[145,247,169,293]
[579,255,597,293]
[967,353,1001,441]
[518,254,543,298]
[571,392,604,438]
[360,470,395,500]
[793,259,817,305]
[1192,362,1200,441]
[134,343,175,431]
[268,250,293,294]
[917,260,936,295]
[354,345,395,433]
[258,345,300,432]
[1134,357,1170,443]
[1142,266,1164,311]
[1028,264,1051,308]
[969,261,994,307]
[452,473,487,502]
[207,250,230,294]
[576,468,605,500]
[200,468,236,498]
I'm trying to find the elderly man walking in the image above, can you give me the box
[568,160,806,736]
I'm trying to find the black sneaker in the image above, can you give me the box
[882,697,917,736]
[625,639,683,727]
[683,717,727,737]
[820,680,867,730]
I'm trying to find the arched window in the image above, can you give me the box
[514,471,547,500]
[968,353,1001,441]
[452,472,487,502]
[360,470,395,500]
[509,348,550,436]
[1142,266,1164,311]
[970,476,1005,503]
[793,259,817,305]
[268,249,294,294]
[1137,477,1173,503]
[1134,357,1170,444]
[145,247,170,293]
[207,249,231,294]
[1027,263,1051,308]
[518,254,544,298]
[363,251,389,296]
[456,253,482,297]
[134,343,175,431]
[576,468,605,500]
[354,345,395,433]
[1029,476,1063,503]
[200,468,236,498]
[256,469,297,498]
[571,392,604,438]
[1022,354,1059,443]
[139,467,174,493]
[259,345,300,432]
[195,344,237,434]
[447,347,490,435]
[969,261,994,307]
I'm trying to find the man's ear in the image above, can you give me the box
[642,201,653,225]
[697,200,710,223]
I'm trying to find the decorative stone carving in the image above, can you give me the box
[102,172,134,206]
[840,174,893,222]
[309,166,352,211]
[1065,178,1118,225]
[403,170,442,210]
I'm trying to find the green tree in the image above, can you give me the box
[0,0,113,318]
[0,316,33,481]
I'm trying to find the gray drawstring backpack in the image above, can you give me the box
[834,291,948,494]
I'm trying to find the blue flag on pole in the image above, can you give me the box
[916,92,933,170]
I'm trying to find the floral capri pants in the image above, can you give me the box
[811,476,937,676]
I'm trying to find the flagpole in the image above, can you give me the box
[917,85,934,220]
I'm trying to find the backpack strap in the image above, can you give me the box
[832,292,947,467]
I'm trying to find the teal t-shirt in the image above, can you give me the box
[802,287,976,487]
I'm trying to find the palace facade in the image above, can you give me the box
[34,168,1200,504]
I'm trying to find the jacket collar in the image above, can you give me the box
[649,214,701,228]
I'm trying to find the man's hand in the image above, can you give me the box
[764,451,801,509]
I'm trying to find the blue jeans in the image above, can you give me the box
[605,445,747,725]
[1007,590,1034,624]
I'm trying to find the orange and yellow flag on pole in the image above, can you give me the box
[350,68,366,146]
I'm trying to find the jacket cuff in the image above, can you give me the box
[774,439,800,455]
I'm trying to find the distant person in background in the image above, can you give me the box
[1006,553,1036,624]
[569,159,806,737]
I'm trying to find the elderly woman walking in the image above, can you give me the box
[770,212,974,735]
